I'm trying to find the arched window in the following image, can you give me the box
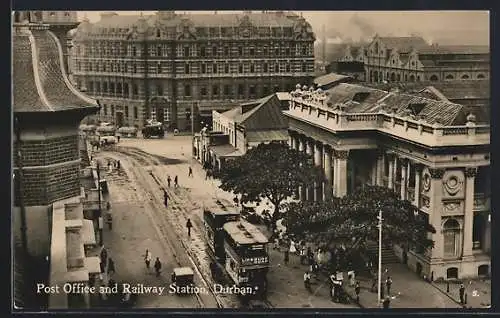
[443,219,461,257]
[477,73,485,79]
[417,75,420,81]
[156,29,161,38]
[409,75,415,82]
[430,75,438,81]
[445,74,454,80]
[461,74,470,79]
[397,74,401,81]
[390,73,396,82]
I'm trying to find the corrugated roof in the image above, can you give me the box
[246,130,289,143]
[322,83,478,126]
[239,94,288,130]
[13,27,99,113]
[419,45,490,55]
[314,73,353,87]
[378,36,430,53]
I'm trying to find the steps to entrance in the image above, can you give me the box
[365,241,400,264]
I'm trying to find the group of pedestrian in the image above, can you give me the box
[166,175,179,188]
[107,159,121,172]
[144,249,162,277]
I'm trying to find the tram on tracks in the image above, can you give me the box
[203,203,270,299]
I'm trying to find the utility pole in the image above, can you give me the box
[377,207,383,306]
[322,24,326,73]
[97,162,103,246]
[143,28,150,126]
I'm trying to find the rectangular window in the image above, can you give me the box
[103,104,108,115]
[263,63,268,72]
[238,84,244,96]
[238,65,243,73]
[224,64,229,73]
[250,65,255,73]
[200,46,206,57]
[224,85,230,96]
[201,64,206,74]
[213,63,218,74]
[157,84,163,96]
[111,105,115,116]
[212,85,219,96]
[200,86,207,97]
[263,86,269,96]
[125,106,129,118]
[249,85,256,96]
[134,106,138,119]
[184,84,191,97]
[184,46,190,57]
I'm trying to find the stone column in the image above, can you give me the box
[298,135,306,201]
[376,151,385,186]
[428,168,445,260]
[388,154,395,189]
[292,134,299,150]
[463,167,477,258]
[371,161,377,186]
[288,134,293,148]
[306,139,314,201]
[314,142,323,201]
[334,150,349,197]
[323,145,333,200]
[414,164,422,207]
[401,159,408,200]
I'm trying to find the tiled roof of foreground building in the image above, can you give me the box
[294,83,489,126]
[12,22,98,113]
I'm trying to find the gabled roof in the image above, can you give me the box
[378,36,430,53]
[13,25,98,113]
[220,94,288,131]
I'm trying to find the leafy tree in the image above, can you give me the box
[285,186,436,270]
[216,142,323,221]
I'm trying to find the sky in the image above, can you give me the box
[77,11,489,45]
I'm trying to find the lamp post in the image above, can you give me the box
[377,207,383,306]
[97,161,103,246]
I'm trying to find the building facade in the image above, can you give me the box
[70,11,316,130]
[12,13,100,309]
[338,35,490,84]
[284,83,490,280]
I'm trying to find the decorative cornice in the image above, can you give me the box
[334,150,349,160]
[464,167,477,178]
[428,168,445,179]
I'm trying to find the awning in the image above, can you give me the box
[81,219,97,246]
[84,256,101,274]
[209,144,239,157]
[246,130,289,143]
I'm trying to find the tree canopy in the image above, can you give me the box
[285,186,436,254]
[216,142,323,219]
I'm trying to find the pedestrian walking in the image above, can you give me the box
[100,248,108,267]
[355,281,361,303]
[385,276,393,295]
[167,175,171,187]
[144,249,152,269]
[174,175,179,188]
[163,189,169,208]
[284,250,289,265]
[107,258,115,275]
[154,257,162,277]
[459,283,465,305]
[117,135,120,143]
[304,271,312,292]
[186,218,193,237]
[188,166,193,177]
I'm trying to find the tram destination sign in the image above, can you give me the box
[241,256,269,266]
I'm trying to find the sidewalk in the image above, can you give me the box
[432,279,491,308]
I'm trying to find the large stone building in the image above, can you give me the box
[338,35,490,83]
[284,83,490,280]
[12,12,101,309]
[70,11,316,130]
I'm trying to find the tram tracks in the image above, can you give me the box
[108,147,232,308]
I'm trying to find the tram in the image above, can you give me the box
[203,205,269,298]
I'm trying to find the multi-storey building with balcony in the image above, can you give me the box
[338,35,490,83]
[284,83,490,280]
[70,11,316,130]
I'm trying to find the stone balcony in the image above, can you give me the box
[285,97,490,148]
